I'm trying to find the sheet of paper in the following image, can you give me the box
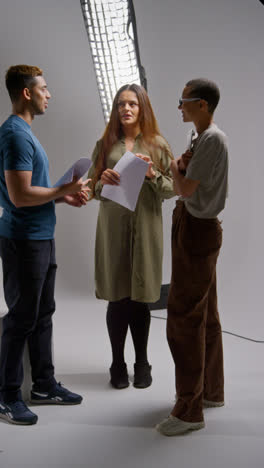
[187,129,196,151]
[53,157,92,187]
[101,151,149,211]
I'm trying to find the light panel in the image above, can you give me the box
[80,0,146,122]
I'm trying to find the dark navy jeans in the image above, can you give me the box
[0,238,57,402]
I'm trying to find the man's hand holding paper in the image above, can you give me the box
[54,157,92,206]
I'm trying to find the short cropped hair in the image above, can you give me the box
[5,65,43,103]
[186,78,220,114]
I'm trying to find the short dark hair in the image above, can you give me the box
[5,64,43,103]
[186,78,220,114]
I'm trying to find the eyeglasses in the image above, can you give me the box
[179,98,201,106]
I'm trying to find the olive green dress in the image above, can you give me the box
[88,134,175,303]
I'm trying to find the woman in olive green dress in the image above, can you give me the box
[89,84,175,389]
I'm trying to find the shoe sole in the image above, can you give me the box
[133,381,152,389]
[30,399,82,405]
[109,382,130,390]
[0,413,37,425]
[157,422,205,436]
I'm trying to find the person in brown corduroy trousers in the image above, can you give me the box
[156,78,229,436]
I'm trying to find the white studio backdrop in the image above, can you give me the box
[0,0,263,338]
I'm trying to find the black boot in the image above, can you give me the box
[133,363,152,389]
[109,363,129,389]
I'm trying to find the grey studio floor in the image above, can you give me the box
[0,295,263,468]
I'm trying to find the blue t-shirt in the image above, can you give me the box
[0,115,56,239]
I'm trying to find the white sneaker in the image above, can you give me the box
[203,399,224,408]
[156,415,205,436]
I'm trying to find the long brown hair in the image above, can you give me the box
[90,84,172,197]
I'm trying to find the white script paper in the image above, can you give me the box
[187,129,196,151]
[101,151,149,211]
[53,158,92,187]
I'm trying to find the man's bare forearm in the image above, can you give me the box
[12,185,70,207]
[5,170,90,208]
[171,160,185,195]
[170,159,199,197]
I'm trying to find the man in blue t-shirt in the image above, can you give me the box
[0,65,90,425]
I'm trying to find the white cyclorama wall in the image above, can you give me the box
[0,0,263,338]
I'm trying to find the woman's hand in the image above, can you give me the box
[135,153,156,179]
[101,169,120,186]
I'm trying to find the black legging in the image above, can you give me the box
[106,297,151,367]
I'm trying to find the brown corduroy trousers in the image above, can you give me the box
[167,201,224,422]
